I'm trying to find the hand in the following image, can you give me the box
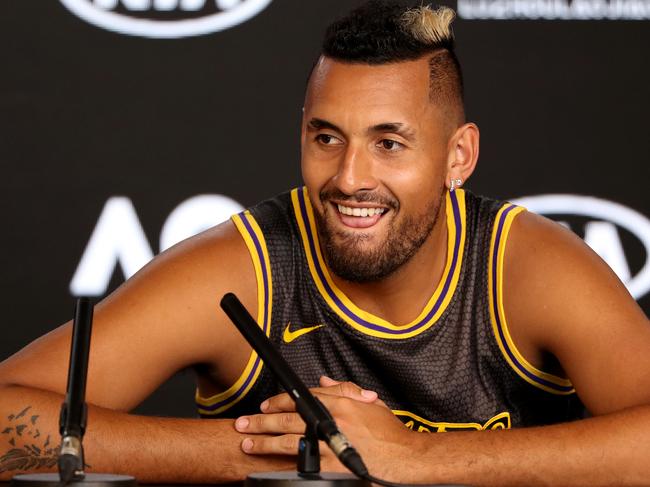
[234,376,380,448]
[234,376,420,479]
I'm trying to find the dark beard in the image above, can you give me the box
[313,188,444,283]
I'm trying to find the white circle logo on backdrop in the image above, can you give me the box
[511,194,650,300]
[59,0,273,38]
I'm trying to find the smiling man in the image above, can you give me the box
[1,1,649,485]
[304,70,448,285]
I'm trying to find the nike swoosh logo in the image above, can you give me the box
[283,323,324,344]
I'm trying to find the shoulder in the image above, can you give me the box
[502,210,650,413]
[94,215,262,389]
[114,216,254,304]
[504,209,629,326]
[144,216,253,286]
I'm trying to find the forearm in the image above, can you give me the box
[0,385,292,482]
[408,405,650,487]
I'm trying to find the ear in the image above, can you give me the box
[445,123,479,191]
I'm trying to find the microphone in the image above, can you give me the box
[10,298,136,487]
[58,297,93,484]
[220,293,368,478]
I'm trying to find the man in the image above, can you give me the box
[1,1,649,485]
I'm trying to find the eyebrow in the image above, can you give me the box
[307,118,342,133]
[368,122,415,140]
[307,118,415,140]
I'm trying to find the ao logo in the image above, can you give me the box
[70,194,244,296]
[511,194,650,300]
[59,0,273,38]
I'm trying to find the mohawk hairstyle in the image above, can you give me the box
[321,0,465,127]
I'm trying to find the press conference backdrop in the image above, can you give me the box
[1,0,648,417]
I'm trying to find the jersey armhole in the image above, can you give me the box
[195,211,273,415]
[488,203,575,396]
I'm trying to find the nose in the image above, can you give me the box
[332,144,378,195]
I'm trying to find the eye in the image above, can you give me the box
[315,134,343,146]
[378,139,403,151]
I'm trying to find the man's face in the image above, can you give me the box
[301,56,450,282]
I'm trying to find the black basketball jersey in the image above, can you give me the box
[196,187,582,431]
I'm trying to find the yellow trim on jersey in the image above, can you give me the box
[290,187,466,339]
[488,204,574,395]
[196,211,272,415]
[393,410,511,432]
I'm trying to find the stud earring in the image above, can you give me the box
[450,178,463,192]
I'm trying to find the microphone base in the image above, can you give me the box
[10,473,136,487]
[245,471,369,487]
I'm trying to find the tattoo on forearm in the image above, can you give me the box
[0,407,58,473]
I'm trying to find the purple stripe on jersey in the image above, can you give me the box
[198,212,270,411]
[240,213,271,336]
[491,205,573,393]
[199,355,263,411]
[298,187,461,335]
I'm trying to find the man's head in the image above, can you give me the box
[322,0,465,132]
[301,1,478,283]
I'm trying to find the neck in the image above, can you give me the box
[328,197,449,326]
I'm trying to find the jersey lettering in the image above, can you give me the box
[394,410,511,432]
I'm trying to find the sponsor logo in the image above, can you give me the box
[511,194,650,300]
[59,0,273,38]
[70,194,244,296]
[458,0,650,20]
[282,323,324,344]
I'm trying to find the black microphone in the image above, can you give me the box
[220,293,368,478]
[11,298,136,487]
[58,297,93,484]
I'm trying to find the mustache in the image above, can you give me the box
[319,188,399,210]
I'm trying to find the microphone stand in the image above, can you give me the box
[221,293,369,487]
[297,422,320,476]
[11,298,136,487]
[58,296,92,483]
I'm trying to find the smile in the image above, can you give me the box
[332,202,390,230]
[336,204,387,217]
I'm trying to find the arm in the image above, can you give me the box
[0,221,293,482]
[0,385,293,482]
[235,213,650,486]
[236,381,650,486]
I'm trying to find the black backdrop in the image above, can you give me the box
[1,0,648,417]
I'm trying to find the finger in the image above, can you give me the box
[319,376,342,387]
[261,382,378,413]
[241,434,301,456]
[235,412,305,434]
[319,379,378,403]
[260,393,296,413]
[313,392,393,418]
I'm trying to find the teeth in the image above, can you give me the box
[336,204,385,217]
